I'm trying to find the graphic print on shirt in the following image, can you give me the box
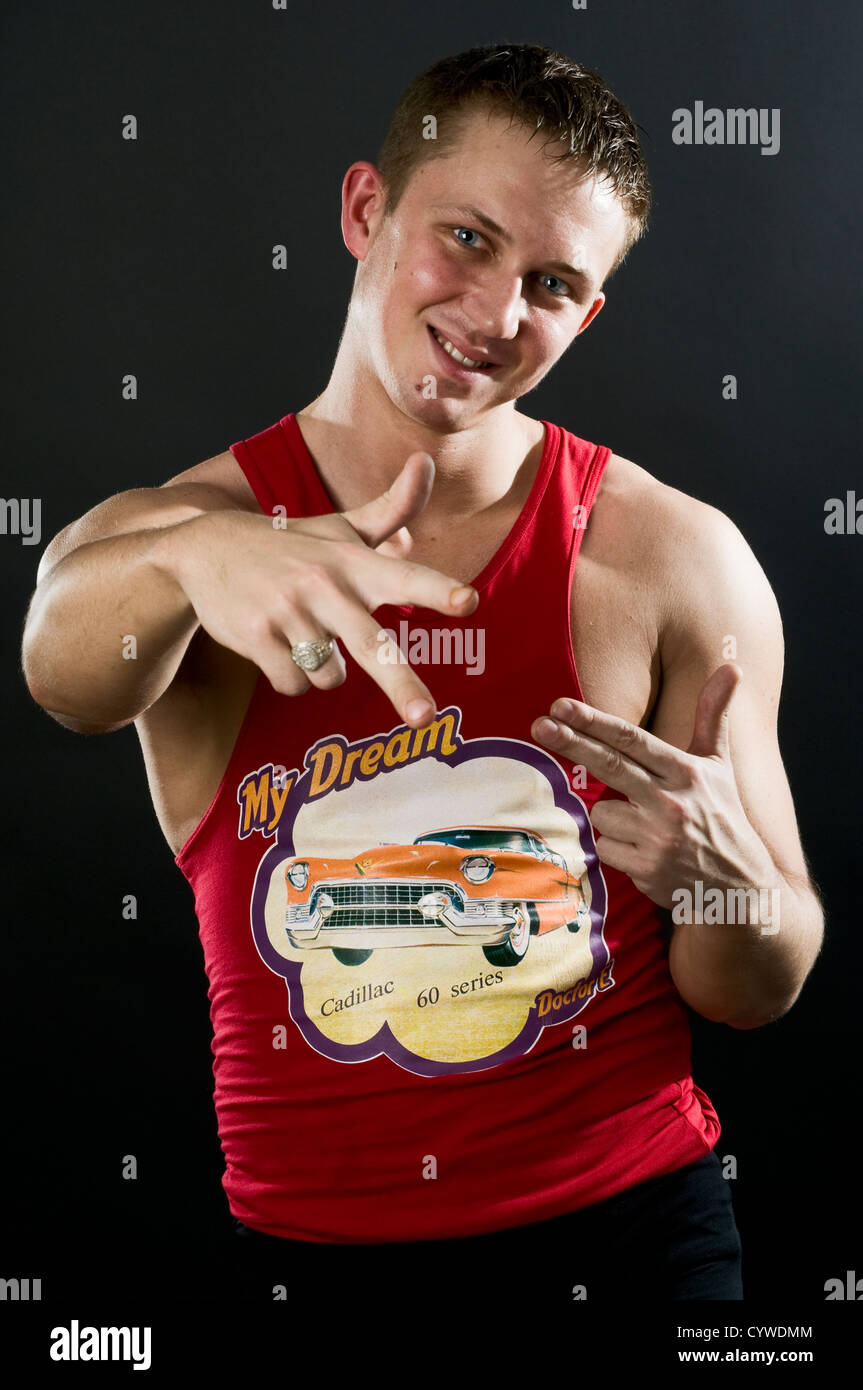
[241,706,614,1077]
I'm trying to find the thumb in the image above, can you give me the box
[687,662,741,760]
[341,452,435,548]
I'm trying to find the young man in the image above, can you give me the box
[22,44,822,1302]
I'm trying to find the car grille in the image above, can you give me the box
[311,881,461,927]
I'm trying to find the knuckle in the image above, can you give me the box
[394,558,426,595]
[291,560,331,598]
[659,791,687,825]
[616,720,639,748]
[683,760,707,792]
[605,751,626,782]
[245,613,273,646]
[297,558,328,583]
[327,533,363,561]
[356,625,388,660]
[396,556,418,582]
[269,589,301,623]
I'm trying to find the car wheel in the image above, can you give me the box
[482,902,533,968]
[332,947,374,966]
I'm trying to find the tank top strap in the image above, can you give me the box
[547,420,611,546]
[482,420,611,612]
[528,421,611,576]
[229,413,334,517]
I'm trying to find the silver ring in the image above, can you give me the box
[290,637,335,672]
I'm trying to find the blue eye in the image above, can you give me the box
[539,274,570,297]
[452,229,572,298]
[453,226,482,247]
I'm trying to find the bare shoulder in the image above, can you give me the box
[598,452,771,581]
[35,448,262,590]
[595,451,731,544]
[598,452,783,657]
[163,448,260,510]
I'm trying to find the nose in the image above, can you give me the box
[461,273,523,343]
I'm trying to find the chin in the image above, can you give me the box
[385,382,471,433]
[410,396,479,434]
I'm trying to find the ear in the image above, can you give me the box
[341,162,387,262]
[575,290,606,336]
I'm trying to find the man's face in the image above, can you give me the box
[346,105,630,432]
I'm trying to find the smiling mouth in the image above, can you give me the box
[428,325,496,371]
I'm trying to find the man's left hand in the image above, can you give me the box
[531,662,778,908]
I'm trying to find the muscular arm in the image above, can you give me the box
[650,496,824,1027]
[21,473,249,734]
[22,447,477,747]
[538,468,824,1030]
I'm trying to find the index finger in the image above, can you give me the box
[319,588,444,729]
[546,697,685,782]
[353,546,480,619]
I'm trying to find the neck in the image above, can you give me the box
[295,330,543,525]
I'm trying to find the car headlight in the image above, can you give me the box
[287,861,309,890]
[460,855,494,883]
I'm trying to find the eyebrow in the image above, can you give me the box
[430,202,595,292]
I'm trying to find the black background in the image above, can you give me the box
[2,0,861,1354]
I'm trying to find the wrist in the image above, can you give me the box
[147,513,207,595]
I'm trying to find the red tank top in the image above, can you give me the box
[175,412,719,1243]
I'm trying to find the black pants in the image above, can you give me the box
[227,1149,743,1303]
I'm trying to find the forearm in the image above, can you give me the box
[668,857,824,1029]
[22,525,201,727]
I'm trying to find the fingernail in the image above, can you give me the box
[407,699,434,723]
[535,717,559,737]
[551,698,575,718]
[451,586,475,606]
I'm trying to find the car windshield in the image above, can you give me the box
[414,830,534,853]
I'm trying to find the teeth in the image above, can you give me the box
[432,328,489,369]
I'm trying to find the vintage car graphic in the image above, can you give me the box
[284,824,591,967]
